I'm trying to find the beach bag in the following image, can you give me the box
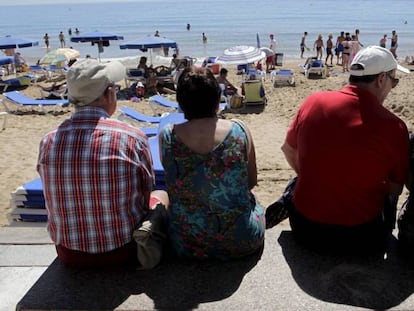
[229,94,243,109]
[398,179,414,249]
[398,195,414,250]
[397,132,414,250]
[133,203,167,270]
[265,177,297,229]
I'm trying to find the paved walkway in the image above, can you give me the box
[2,225,414,310]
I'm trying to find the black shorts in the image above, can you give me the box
[289,205,388,254]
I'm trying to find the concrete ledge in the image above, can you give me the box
[15,226,414,310]
[0,227,51,245]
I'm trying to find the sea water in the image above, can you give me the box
[1,0,414,64]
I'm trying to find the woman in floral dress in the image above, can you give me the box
[159,66,265,260]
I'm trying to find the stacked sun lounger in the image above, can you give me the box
[149,137,166,190]
[9,178,47,223]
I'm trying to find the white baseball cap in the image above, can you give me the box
[350,46,410,76]
[67,59,125,106]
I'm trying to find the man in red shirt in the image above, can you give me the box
[276,46,410,253]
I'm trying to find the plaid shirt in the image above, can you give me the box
[37,106,154,253]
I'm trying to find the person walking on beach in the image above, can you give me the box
[268,46,410,255]
[341,33,352,72]
[380,34,387,48]
[43,33,50,49]
[202,32,207,43]
[58,31,65,48]
[313,34,324,60]
[390,30,398,58]
[266,34,276,72]
[354,29,364,48]
[37,59,169,268]
[300,32,308,59]
[325,33,333,65]
[335,31,345,65]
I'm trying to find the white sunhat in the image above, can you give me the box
[349,46,410,76]
[67,59,125,106]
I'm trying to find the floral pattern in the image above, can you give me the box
[160,122,265,260]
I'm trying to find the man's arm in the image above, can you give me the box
[281,141,299,174]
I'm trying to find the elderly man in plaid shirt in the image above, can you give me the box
[37,59,169,268]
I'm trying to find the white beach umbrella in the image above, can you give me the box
[259,47,274,57]
[39,48,80,65]
[215,45,266,65]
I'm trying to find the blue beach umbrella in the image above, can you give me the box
[0,35,39,49]
[120,35,177,64]
[70,31,124,60]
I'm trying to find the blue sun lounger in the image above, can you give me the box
[2,90,69,113]
[149,95,227,114]
[118,106,161,137]
[119,106,162,123]
[9,178,48,222]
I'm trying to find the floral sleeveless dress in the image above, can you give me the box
[160,122,265,260]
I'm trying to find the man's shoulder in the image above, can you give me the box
[100,118,149,140]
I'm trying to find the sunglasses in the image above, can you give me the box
[386,72,399,88]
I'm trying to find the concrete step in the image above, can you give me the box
[8,226,414,311]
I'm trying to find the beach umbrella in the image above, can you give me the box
[259,47,274,57]
[256,33,261,48]
[0,35,39,50]
[70,31,124,61]
[120,35,177,65]
[215,45,266,65]
[39,48,80,66]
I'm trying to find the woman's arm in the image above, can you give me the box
[243,124,258,189]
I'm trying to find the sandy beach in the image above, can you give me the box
[0,59,413,227]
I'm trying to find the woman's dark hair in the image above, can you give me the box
[176,66,221,120]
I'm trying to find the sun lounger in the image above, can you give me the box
[118,106,163,136]
[2,90,69,113]
[271,69,295,87]
[299,57,326,79]
[148,113,187,190]
[0,75,35,93]
[9,178,48,223]
[242,80,267,107]
[119,106,162,123]
[149,95,179,115]
[124,68,145,87]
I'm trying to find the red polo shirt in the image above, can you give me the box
[286,85,409,225]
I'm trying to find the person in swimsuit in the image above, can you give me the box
[300,31,308,59]
[325,33,334,66]
[390,30,398,58]
[313,34,324,60]
[341,33,352,72]
[335,31,345,65]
